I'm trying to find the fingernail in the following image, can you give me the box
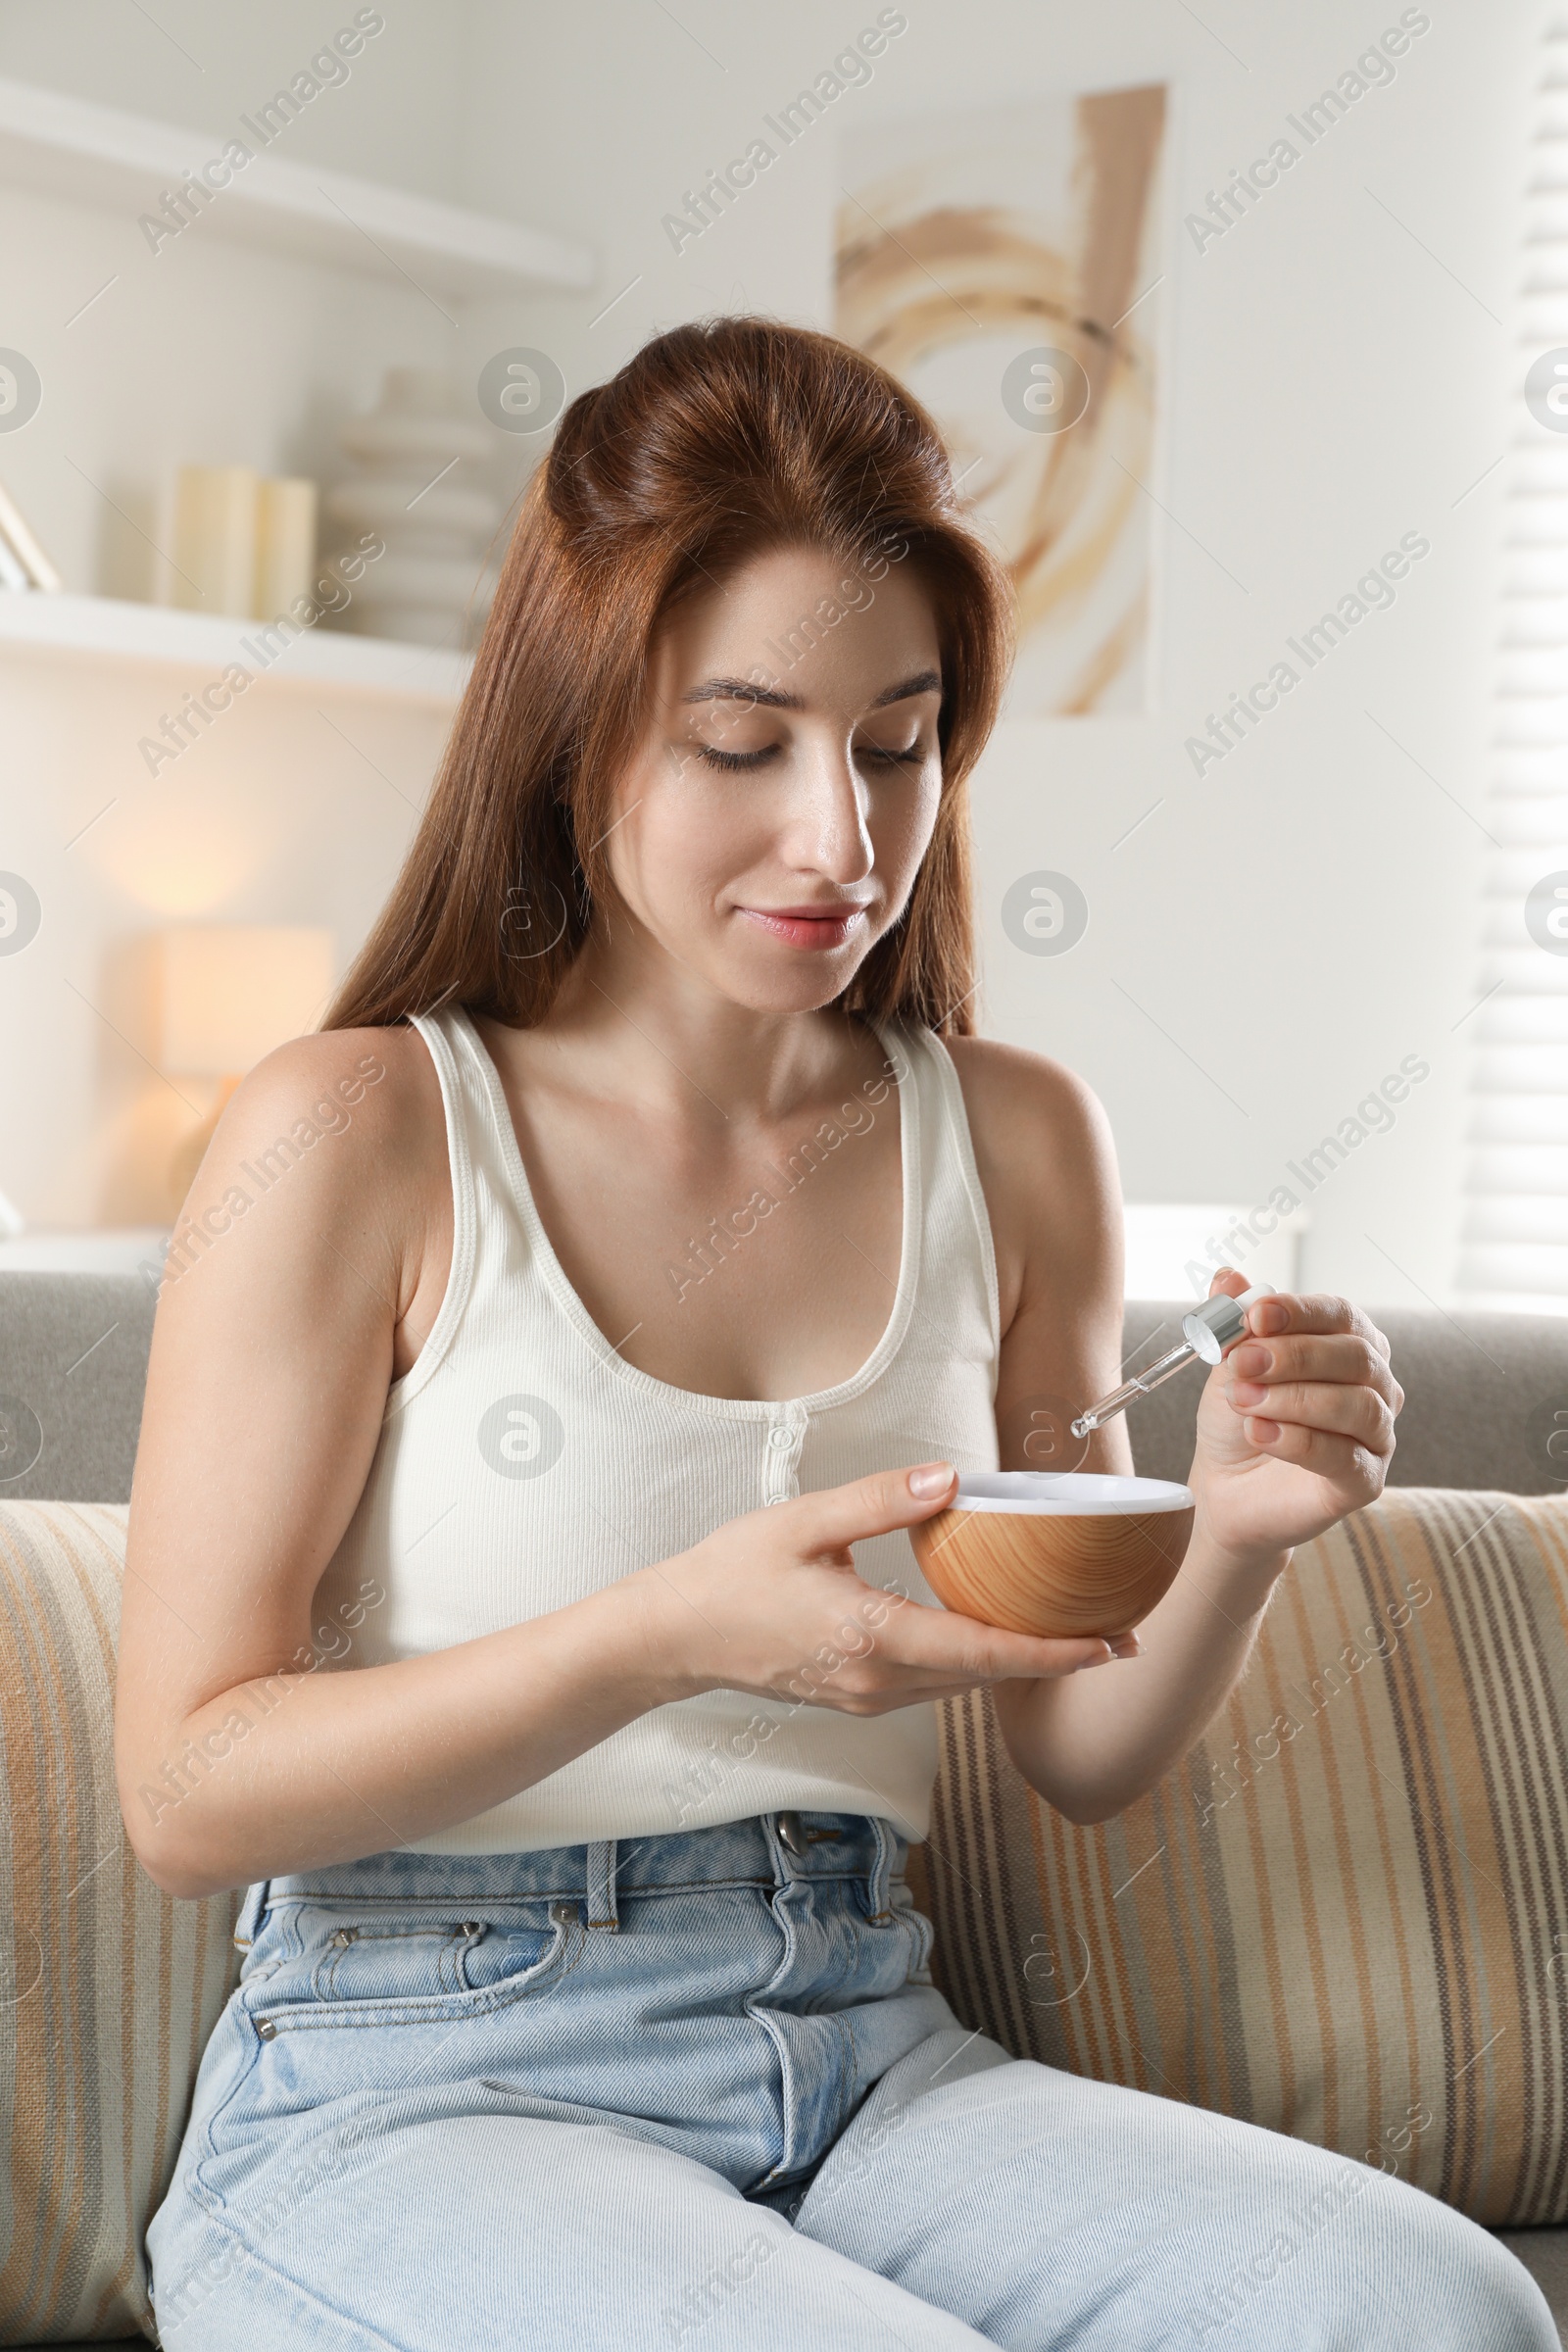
[907,1463,954,1498]
[1230,1344,1269,1377]
[1230,1380,1267,1405]
[1074,1644,1115,1670]
[1109,1634,1143,1658]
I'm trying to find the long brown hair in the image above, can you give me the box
[322,317,1013,1040]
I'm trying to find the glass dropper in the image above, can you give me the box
[1070,1285,1277,1439]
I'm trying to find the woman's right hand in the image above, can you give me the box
[632,1463,1128,1716]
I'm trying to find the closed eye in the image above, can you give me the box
[695,743,782,772]
[693,738,923,772]
[857,741,923,766]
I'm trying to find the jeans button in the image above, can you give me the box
[777,1810,808,1859]
[549,1899,577,1928]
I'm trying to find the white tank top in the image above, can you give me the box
[315,1004,1002,1853]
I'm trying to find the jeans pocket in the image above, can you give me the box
[310,1917,474,2003]
[256,1901,578,2032]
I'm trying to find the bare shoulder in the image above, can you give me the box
[943,1034,1109,1158]
[165,1023,447,1311]
[942,1034,1122,1326]
[202,1023,437,1184]
[248,1022,433,1125]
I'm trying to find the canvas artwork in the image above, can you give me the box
[834,84,1167,716]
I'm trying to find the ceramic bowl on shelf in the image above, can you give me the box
[908,1471,1196,1641]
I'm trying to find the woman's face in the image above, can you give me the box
[598,542,946,1015]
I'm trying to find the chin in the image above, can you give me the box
[711,948,868,1017]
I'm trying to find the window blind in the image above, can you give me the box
[1458,8,1568,1311]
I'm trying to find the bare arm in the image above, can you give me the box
[113,1029,691,1895]
[948,1040,1399,1826]
[116,1029,1113,1900]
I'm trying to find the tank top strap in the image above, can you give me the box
[884,1020,1002,1368]
[388,1004,486,1419]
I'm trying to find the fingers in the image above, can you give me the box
[845,1599,1121,1692]
[1243,1289,1391,1367]
[1211,1275,1397,1375]
[761,1592,1120,1719]
[1226,1375,1396,1453]
[1223,1414,1389,1492]
[1227,1331,1403,1418]
[1215,1276,1377,1348]
[785,1462,957,1556]
[1200,1285,1403,1472]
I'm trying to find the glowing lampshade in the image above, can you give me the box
[158,926,335,1077]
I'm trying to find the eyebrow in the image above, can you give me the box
[680,667,943,712]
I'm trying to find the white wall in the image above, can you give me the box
[0,0,1533,1311]
[0,0,467,200]
[456,0,1530,1311]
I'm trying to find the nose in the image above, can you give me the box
[778,737,874,885]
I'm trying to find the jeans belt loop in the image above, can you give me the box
[231,1876,271,1951]
[585,1838,619,1931]
[866,1816,894,1924]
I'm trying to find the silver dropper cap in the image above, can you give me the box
[1180,1283,1276,1365]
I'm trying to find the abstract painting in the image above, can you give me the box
[835,85,1167,714]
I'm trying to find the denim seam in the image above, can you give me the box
[886,1880,933,1977]
[258,1924,586,2034]
[271,1869,872,1900]
[834,2007,862,2143]
[186,2022,262,2218]
[158,2207,407,2352]
[189,1910,304,2204]
[749,1878,798,2183]
[312,1922,469,2003]
[866,1816,895,1923]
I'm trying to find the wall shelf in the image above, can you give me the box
[0,74,594,298]
[0,589,471,704]
[0,1227,168,1273]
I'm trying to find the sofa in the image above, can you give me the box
[2,1269,1567,2344]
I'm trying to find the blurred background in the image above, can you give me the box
[0,0,1547,1314]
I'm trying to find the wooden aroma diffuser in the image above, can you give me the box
[909,1472,1196,1642]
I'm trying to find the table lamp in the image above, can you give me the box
[159,926,335,1211]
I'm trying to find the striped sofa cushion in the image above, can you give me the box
[0,1503,239,2344]
[906,1486,1568,2227]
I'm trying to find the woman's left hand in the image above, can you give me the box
[1187,1268,1403,1567]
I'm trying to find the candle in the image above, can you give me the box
[172,464,258,616]
[253,476,318,619]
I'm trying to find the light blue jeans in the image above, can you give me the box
[145,1810,1554,2349]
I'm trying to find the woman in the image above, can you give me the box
[122,318,1551,2350]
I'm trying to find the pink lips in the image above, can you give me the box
[738,904,870,952]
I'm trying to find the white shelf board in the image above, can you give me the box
[0,74,593,298]
[1121,1201,1310,1299]
[0,1227,167,1274]
[0,589,471,703]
